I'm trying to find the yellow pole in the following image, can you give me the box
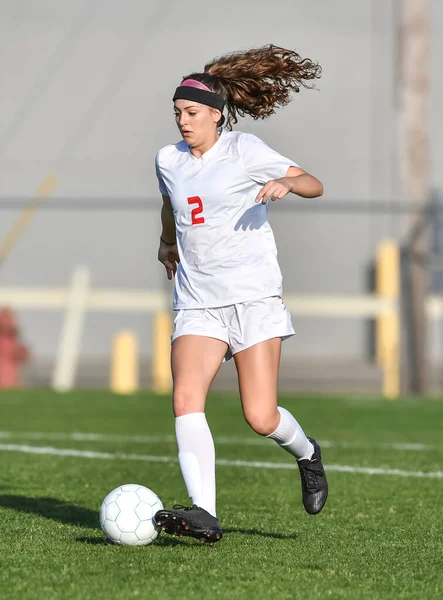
[375,241,400,399]
[0,174,57,264]
[110,331,139,394]
[152,311,172,394]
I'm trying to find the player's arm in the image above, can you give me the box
[256,166,323,204]
[160,194,176,244]
[158,195,179,280]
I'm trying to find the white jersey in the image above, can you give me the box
[155,130,298,310]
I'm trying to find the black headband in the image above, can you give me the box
[173,86,225,113]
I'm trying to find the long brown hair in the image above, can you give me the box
[182,44,321,130]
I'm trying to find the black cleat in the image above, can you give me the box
[297,437,328,515]
[155,504,223,545]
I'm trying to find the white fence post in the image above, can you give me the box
[52,266,91,392]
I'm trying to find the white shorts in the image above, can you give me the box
[171,296,295,361]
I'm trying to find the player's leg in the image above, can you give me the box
[232,298,328,514]
[233,337,313,455]
[172,334,227,517]
[155,329,227,544]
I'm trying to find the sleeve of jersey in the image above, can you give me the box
[155,152,169,196]
[238,133,299,185]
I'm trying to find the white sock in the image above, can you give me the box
[175,412,217,517]
[267,406,314,461]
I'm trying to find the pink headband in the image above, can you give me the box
[173,79,225,113]
[180,79,212,92]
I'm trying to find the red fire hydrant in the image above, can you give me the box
[0,307,29,389]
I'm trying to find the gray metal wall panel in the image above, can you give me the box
[0,0,441,370]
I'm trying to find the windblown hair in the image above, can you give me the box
[182,44,321,130]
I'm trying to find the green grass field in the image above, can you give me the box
[0,390,442,600]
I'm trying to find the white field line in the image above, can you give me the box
[0,431,439,452]
[0,443,442,480]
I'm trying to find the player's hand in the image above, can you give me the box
[158,239,179,280]
[255,177,292,204]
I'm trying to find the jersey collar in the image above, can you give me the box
[187,129,226,163]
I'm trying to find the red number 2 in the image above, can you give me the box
[188,196,205,225]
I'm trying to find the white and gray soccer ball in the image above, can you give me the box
[100,484,163,546]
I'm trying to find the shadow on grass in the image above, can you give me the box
[77,528,296,547]
[77,528,298,545]
[0,495,99,529]
[76,536,110,545]
[77,536,197,548]
[224,527,297,540]
[0,496,298,544]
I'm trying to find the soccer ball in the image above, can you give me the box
[100,484,163,546]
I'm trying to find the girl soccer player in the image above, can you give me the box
[154,45,328,545]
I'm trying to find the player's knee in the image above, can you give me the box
[244,410,279,437]
[173,386,205,417]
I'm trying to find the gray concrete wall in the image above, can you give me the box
[0,0,442,376]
